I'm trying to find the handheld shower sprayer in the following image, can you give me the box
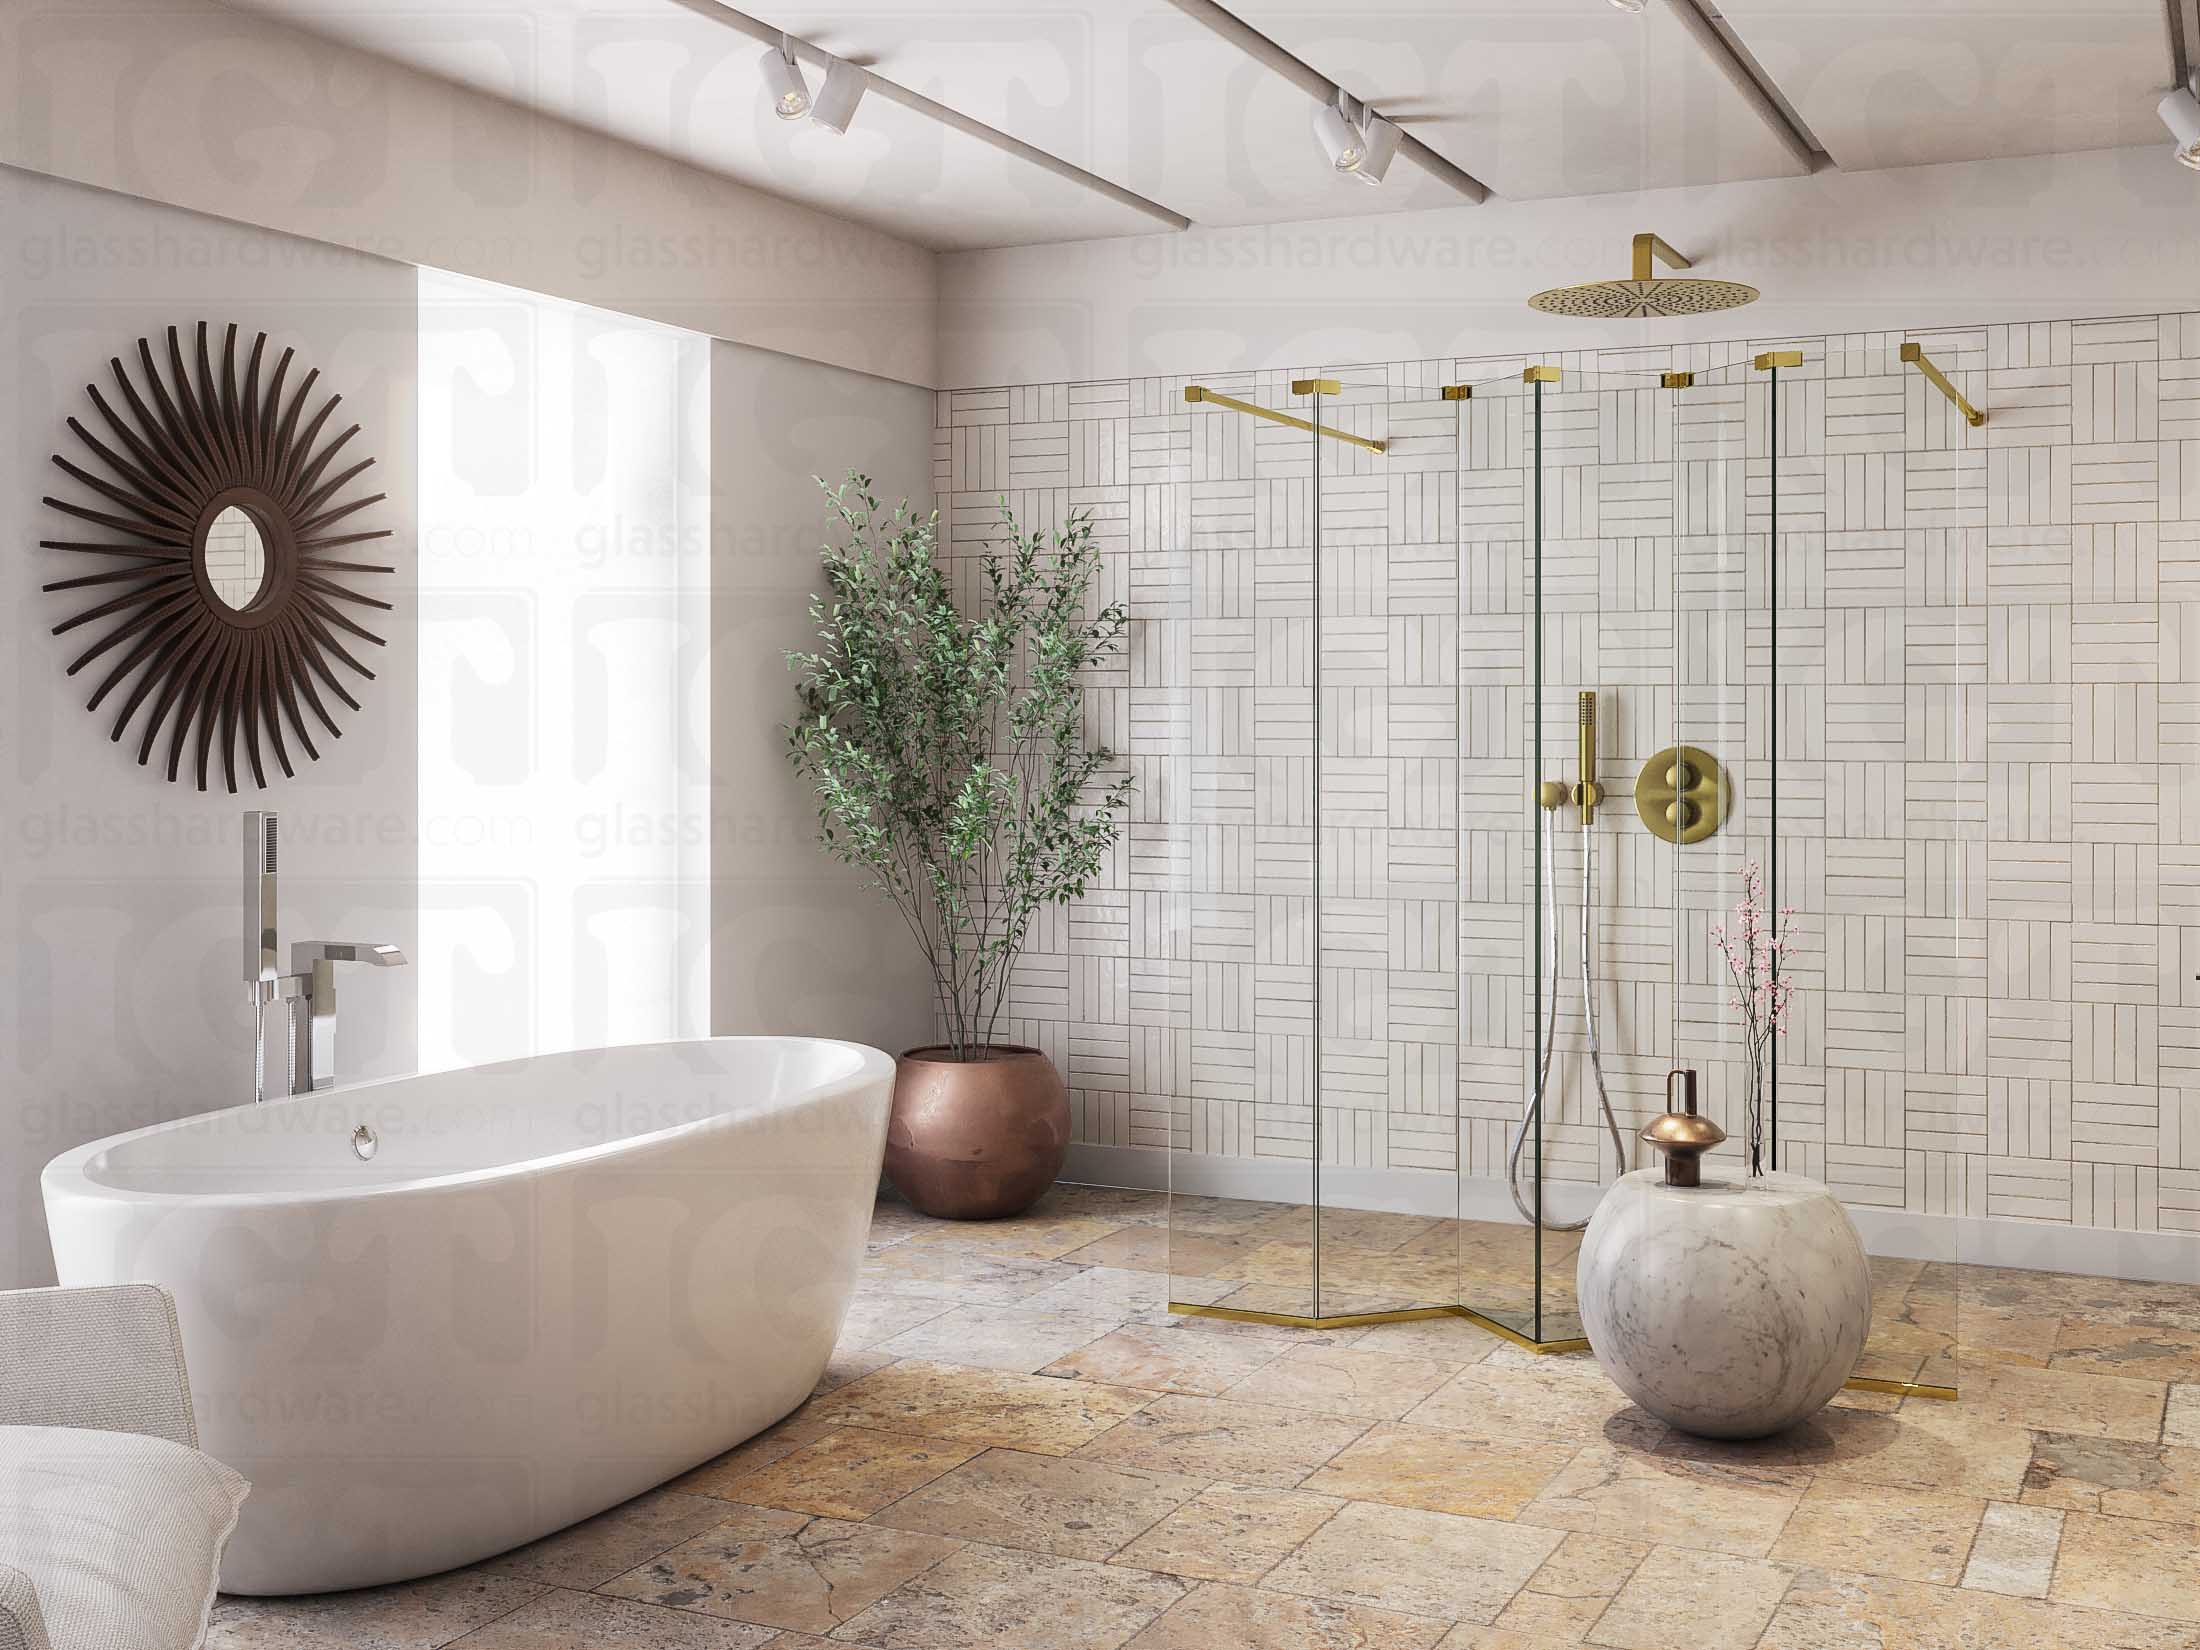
[1510,689,1630,1230]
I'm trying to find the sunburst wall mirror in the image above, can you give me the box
[40,321,395,793]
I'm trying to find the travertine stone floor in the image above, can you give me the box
[213,1185,2200,1650]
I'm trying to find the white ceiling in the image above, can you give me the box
[216,0,2182,251]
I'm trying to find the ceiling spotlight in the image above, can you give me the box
[759,41,811,122]
[2162,83,2200,171]
[810,54,867,134]
[1608,0,1647,12]
[1353,111,1401,185]
[1312,92,1367,174]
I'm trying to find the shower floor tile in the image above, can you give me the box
[209,1185,2200,1650]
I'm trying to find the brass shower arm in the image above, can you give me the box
[1631,233,1693,281]
[1899,342,1987,427]
[1182,385,1388,454]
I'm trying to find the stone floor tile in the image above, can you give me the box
[443,1590,778,1649]
[1109,1485,1345,1585]
[2021,1430,2200,1521]
[671,1418,840,1497]
[813,1349,896,1395]
[1219,1345,1463,1421]
[2169,1383,2200,1448]
[873,1303,1118,1373]
[1583,1546,1793,1650]
[835,1294,955,1351]
[1518,1443,1808,1560]
[1524,1532,1650,1601]
[206,1573,546,1650]
[868,1447,1205,1561]
[1491,1589,1601,1644]
[1767,1478,1985,1585]
[1798,1396,2039,1499]
[1344,1315,1502,1362]
[1301,1421,1577,1519]
[858,1244,1081,1306]
[1056,1224,1259,1277]
[802,1358,1150,1454]
[1917,1357,2166,1442]
[476,1489,737,1588]
[1041,1324,1289,1396]
[1074,1392,1369,1487]
[1123,1582,1449,1650]
[598,1508,957,1636]
[832,1542,1187,1650]
[1260,1499,1562,1624]
[1763,1566,2200,1650]
[2051,1508,2200,1621]
[1402,1353,1645,1447]
[2051,1319,2200,1382]
[705,1427,980,1520]
[1021,1264,1230,1318]
[897,1215,1131,1263]
[1959,1502,2063,1598]
[1027,1185,1170,1227]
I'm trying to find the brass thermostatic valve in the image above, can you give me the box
[1634,744,1731,845]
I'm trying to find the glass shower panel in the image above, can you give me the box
[1454,369,1559,1342]
[1307,371,1457,1319]
[1170,371,1317,1320]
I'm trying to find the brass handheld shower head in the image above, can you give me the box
[1528,232,1759,320]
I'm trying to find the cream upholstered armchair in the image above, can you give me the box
[0,1285,248,1650]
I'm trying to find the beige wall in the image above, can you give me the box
[2,165,420,1286]
[938,145,2200,389]
[0,0,937,388]
[709,341,938,1052]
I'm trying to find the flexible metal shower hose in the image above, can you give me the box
[1507,807,1630,1230]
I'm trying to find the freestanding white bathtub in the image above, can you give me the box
[42,1036,893,1595]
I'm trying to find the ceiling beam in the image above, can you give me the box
[1662,0,1829,174]
[666,0,1193,233]
[1162,0,1491,205]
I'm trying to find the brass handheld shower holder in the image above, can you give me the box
[1537,691,1601,821]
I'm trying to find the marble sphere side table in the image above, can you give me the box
[1577,1166,1873,1439]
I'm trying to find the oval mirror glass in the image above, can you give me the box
[202,505,269,610]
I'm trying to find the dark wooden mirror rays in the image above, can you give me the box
[39,320,394,792]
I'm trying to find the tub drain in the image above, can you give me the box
[351,1123,378,1162]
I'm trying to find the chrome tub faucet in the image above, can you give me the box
[244,811,408,1101]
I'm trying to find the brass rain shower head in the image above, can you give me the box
[1527,232,1759,320]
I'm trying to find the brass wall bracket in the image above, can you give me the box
[1900,342,1986,426]
[1441,384,1472,400]
[1751,349,1804,370]
[1635,744,1731,844]
[1183,384,1387,454]
[1523,365,1561,383]
[1660,370,1695,389]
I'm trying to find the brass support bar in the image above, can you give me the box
[1168,1301,1958,1399]
[1184,385,1386,454]
[1900,342,1987,427]
[1632,232,1693,281]
[1752,350,1804,370]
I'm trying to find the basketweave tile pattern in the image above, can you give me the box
[933,314,2200,1239]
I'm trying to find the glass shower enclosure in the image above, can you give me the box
[1164,350,1971,1391]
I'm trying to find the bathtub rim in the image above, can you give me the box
[42,1034,895,1213]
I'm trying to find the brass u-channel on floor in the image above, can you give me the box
[1168,1300,1955,1398]
[1183,384,1387,453]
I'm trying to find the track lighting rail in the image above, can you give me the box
[1900,342,1986,427]
[1184,385,1387,453]
[668,0,1192,231]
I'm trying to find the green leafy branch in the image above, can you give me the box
[786,473,1132,1061]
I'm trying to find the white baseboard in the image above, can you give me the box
[1062,1143,2200,1286]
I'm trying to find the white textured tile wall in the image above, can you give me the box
[935,313,2200,1239]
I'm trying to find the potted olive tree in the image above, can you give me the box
[787,475,1131,1219]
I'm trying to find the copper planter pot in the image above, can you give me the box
[886,1044,1069,1221]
